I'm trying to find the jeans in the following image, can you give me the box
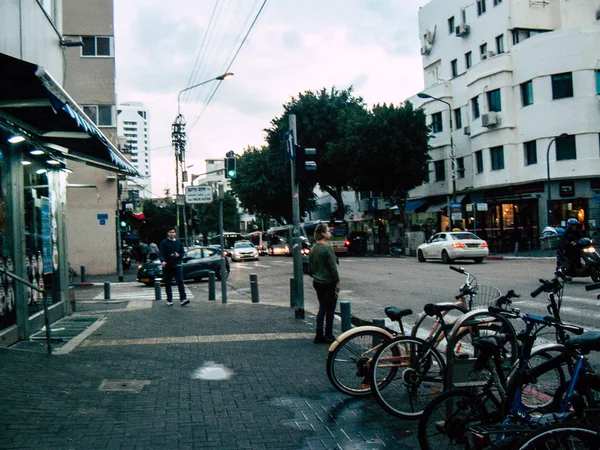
[313,280,338,337]
[163,264,186,301]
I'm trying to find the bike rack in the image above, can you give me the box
[1,268,51,355]
[444,309,518,389]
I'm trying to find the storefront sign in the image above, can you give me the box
[41,197,52,275]
[559,182,575,197]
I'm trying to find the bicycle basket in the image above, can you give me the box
[470,284,502,309]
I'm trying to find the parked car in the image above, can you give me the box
[231,241,259,262]
[416,231,489,264]
[136,246,230,286]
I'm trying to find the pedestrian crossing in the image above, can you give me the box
[76,282,194,303]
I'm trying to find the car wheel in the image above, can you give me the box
[417,250,425,263]
[441,250,452,264]
[473,257,484,264]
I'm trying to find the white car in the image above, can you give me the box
[417,231,489,264]
[231,241,259,262]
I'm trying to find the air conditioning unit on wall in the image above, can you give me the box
[481,50,496,60]
[481,112,499,127]
[420,44,432,55]
[463,126,471,135]
[456,24,470,37]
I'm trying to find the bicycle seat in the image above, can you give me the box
[384,306,412,322]
[423,303,458,317]
[473,333,510,352]
[565,331,600,353]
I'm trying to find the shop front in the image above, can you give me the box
[0,52,138,345]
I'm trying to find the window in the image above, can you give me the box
[451,59,458,77]
[493,0,503,5]
[432,112,443,133]
[556,135,576,161]
[448,16,455,34]
[475,150,484,173]
[434,160,446,181]
[83,104,115,126]
[490,146,504,170]
[477,0,487,15]
[457,157,465,178]
[480,43,488,58]
[487,89,502,112]
[552,72,573,99]
[596,70,600,95]
[465,51,472,69]
[471,96,480,119]
[454,108,462,129]
[521,80,534,106]
[495,34,505,53]
[81,36,113,57]
[524,141,537,166]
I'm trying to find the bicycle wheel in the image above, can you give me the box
[516,423,600,450]
[418,389,494,450]
[370,336,445,419]
[520,351,566,411]
[326,328,392,396]
[549,373,600,414]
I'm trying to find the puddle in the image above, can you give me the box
[192,362,233,380]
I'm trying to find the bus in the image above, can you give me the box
[266,225,293,255]
[208,232,243,256]
[301,219,350,255]
[243,231,267,255]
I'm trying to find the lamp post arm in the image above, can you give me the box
[177,73,233,114]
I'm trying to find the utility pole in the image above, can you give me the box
[289,114,304,319]
[218,183,227,303]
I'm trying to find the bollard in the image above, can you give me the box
[208,271,216,301]
[373,318,386,346]
[514,241,519,257]
[250,273,259,303]
[154,281,161,300]
[340,301,351,332]
[104,282,111,300]
[290,277,295,308]
[80,266,86,282]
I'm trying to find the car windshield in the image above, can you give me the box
[234,242,253,249]
[451,233,481,240]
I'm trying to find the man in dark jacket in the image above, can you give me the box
[159,227,188,306]
[562,218,584,273]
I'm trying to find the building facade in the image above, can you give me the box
[406,0,600,252]
[0,0,136,344]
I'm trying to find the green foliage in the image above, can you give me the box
[136,199,177,243]
[192,192,239,244]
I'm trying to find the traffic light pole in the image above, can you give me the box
[289,114,304,319]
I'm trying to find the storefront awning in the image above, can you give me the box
[405,199,427,212]
[0,52,140,176]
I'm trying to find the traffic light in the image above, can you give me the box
[224,156,236,178]
[294,146,317,180]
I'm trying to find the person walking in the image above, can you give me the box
[159,227,189,306]
[308,223,340,344]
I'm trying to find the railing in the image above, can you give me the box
[0,268,52,355]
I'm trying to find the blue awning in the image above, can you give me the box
[405,199,427,212]
[0,52,140,176]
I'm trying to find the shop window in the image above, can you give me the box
[551,72,573,100]
[490,145,505,170]
[434,160,446,181]
[556,135,576,161]
[524,140,537,165]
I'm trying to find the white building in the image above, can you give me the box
[406,0,600,252]
[117,101,151,198]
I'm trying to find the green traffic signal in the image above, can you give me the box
[225,156,236,178]
[120,220,127,228]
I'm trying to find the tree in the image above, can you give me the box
[349,101,431,222]
[193,191,239,244]
[136,199,178,244]
[264,87,369,219]
[229,145,316,225]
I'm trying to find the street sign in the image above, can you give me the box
[185,185,213,204]
[477,202,488,211]
[450,202,462,213]
[225,150,235,158]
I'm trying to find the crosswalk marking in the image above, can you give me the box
[88,286,194,301]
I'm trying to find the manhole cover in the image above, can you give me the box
[98,379,150,392]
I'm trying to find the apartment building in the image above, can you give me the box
[406,0,600,252]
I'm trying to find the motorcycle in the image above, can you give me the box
[122,249,132,270]
[556,237,600,282]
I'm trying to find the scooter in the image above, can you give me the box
[556,237,600,282]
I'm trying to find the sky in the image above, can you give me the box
[113,0,431,197]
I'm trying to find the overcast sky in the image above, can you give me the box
[113,0,431,197]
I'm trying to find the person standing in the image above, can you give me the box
[308,223,340,344]
[159,227,189,306]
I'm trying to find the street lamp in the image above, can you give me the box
[417,92,457,227]
[546,133,569,227]
[172,73,233,245]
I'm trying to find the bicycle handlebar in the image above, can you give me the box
[450,265,465,274]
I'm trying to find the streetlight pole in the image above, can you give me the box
[172,73,233,245]
[417,92,457,227]
[546,133,568,228]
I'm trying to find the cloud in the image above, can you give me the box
[114,0,430,196]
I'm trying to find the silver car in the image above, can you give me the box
[417,231,489,264]
[231,241,259,262]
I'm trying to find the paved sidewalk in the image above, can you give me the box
[0,281,420,450]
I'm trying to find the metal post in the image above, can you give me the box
[208,271,216,300]
[250,273,259,303]
[289,114,305,319]
[104,282,111,300]
[218,184,227,303]
[154,280,161,300]
[80,266,86,283]
[290,277,295,307]
[42,293,52,355]
[116,203,124,282]
[340,301,351,332]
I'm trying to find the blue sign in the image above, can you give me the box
[283,131,295,161]
[450,202,462,213]
[99,219,106,225]
[97,213,109,220]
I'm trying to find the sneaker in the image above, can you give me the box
[313,335,326,344]
[180,299,190,306]
[324,336,336,343]
[167,301,173,306]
